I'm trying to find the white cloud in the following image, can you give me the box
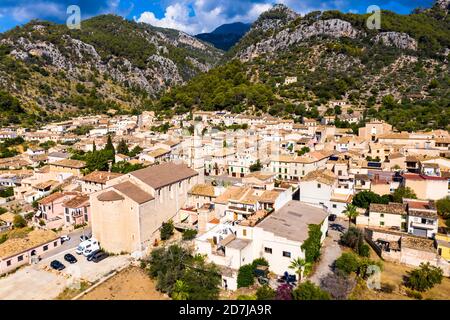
[136,0,274,35]
[8,2,65,22]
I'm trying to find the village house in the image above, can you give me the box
[90,162,200,254]
[195,201,329,290]
[62,194,90,227]
[36,191,79,229]
[402,173,448,200]
[0,229,62,275]
[49,159,86,177]
[79,171,124,194]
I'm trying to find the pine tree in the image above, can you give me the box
[92,140,96,152]
[116,139,129,155]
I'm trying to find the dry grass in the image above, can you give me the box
[56,281,91,300]
[80,266,169,300]
[349,246,450,300]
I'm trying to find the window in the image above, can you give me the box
[264,247,272,254]
[84,207,87,214]
[18,255,23,262]
[338,170,342,176]
[43,245,48,251]
[380,222,385,226]
[332,204,337,208]
[65,208,69,214]
[282,251,291,258]
[380,213,384,218]
[85,214,88,222]
[66,216,70,223]
[242,229,247,236]
[317,183,321,189]
[53,241,57,247]
[6,260,11,266]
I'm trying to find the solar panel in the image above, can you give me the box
[367,162,382,168]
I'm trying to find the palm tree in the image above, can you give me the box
[344,204,359,229]
[172,280,189,300]
[289,258,312,283]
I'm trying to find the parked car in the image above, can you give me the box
[91,251,109,263]
[76,239,99,255]
[328,214,337,222]
[86,249,101,261]
[79,234,90,242]
[50,260,65,271]
[60,235,70,243]
[64,253,77,264]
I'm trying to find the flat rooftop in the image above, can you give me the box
[257,201,328,243]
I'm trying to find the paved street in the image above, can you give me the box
[40,227,91,260]
[309,218,346,286]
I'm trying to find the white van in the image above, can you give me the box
[76,239,99,255]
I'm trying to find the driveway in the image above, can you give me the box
[309,218,347,285]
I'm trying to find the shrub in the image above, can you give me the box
[405,288,423,300]
[404,263,443,292]
[380,282,395,294]
[293,280,330,300]
[358,243,370,257]
[301,224,322,263]
[13,215,26,228]
[237,264,255,288]
[182,229,197,241]
[38,219,45,226]
[320,272,356,300]
[0,207,7,215]
[160,220,174,241]
[0,233,8,245]
[256,285,276,300]
[252,258,269,269]
[236,294,256,300]
[436,198,450,219]
[275,283,293,300]
[335,252,360,275]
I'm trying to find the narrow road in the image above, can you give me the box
[40,227,91,260]
[309,218,346,286]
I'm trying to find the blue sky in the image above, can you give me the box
[0,0,435,34]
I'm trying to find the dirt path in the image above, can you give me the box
[309,219,345,285]
[80,266,169,300]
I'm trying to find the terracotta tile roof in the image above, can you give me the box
[402,173,447,181]
[258,190,281,203]
[34,180,58,190]
[0,229,58,259]
[113,181,154,204]
[81,171,123,184]
[148,148,170,158]
[401,235,435,253]
[38,192,64,205]
[189,184,215,198]
[301,169,336,185]
[369,203,407,215]
[63,195,89,208]
[214,186,247,205]
[97,190,124,202]
[51,159,86,169]
[131,162,198,190]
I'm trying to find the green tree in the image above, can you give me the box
[292,281,331,300]
[343,204,359,229]
[182,229,198,241]
[391,187,417,203]
[335,252,360,275]
[104,135,115,156]
[237,264,255,288]
[249,159,262,172]
[405,263,443,292]
[116,139,129,155]
[289,258,312,282]
[436,198,450,219]
[160,220,174,241]
[352,191,389,209]
[171,280,189,300]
